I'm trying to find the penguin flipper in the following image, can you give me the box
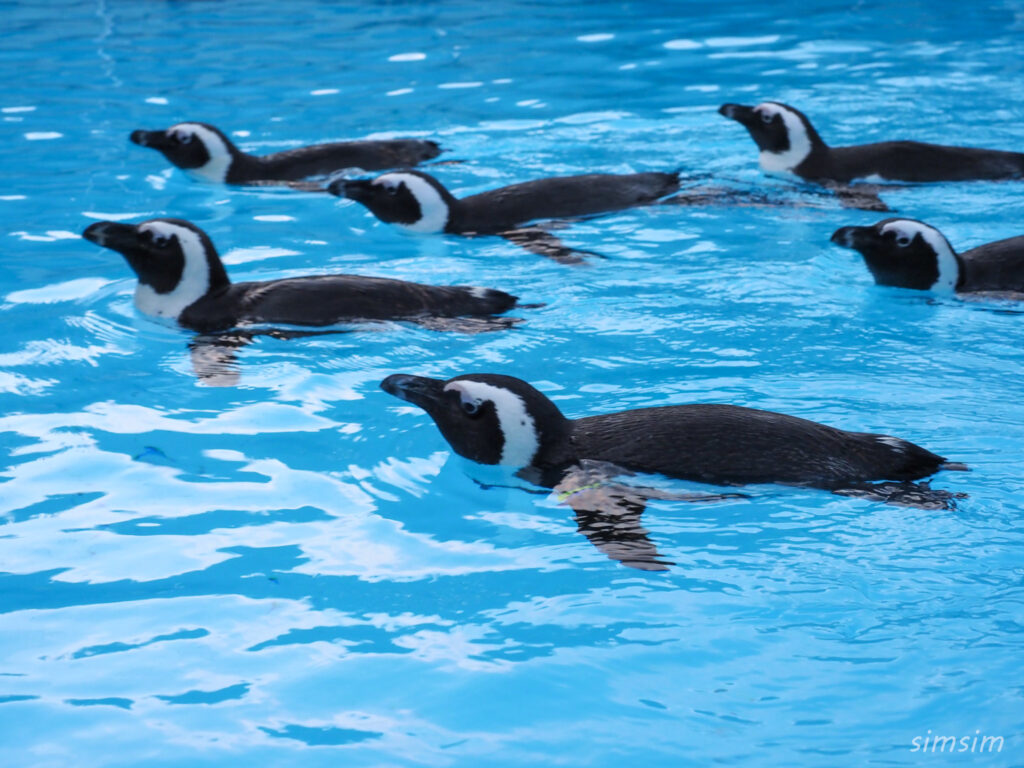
[832,480,967,510]
[553,464,744,571]
[237,178,333,192]
[189,332,250,386]
[823,182,891,212]
[188,328,351,385]
[408,314,525,334]
[497,227,606,265]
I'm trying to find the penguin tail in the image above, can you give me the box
[940,461,970,472]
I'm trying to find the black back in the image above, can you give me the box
[569,404,949,488]
[958,235,1024,292]
[453,172,681,233]
[258,140,441,180]
[819,142,1024,183]
[180,276,517,333]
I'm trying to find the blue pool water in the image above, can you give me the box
[2,1,1024,765]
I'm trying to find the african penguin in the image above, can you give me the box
[380,373,966,491]
[130,122,441,184]
[831,218,1024,294]
[81,218,523,333]
[329,169,681,234]
[719,101,1024,183]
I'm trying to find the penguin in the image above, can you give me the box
[831,218,1024,295]
[81,218,525,334]
[329,169,682,263]
[130,122,441,185]
[718,101,1024,183]
[380,373,967,569]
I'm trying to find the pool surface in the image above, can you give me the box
[2,1,1023,766]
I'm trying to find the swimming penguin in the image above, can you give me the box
[81,218,525,334]
[329,169,682,263]
[831,218,1024,295]
[718,101,1024,183]
[381,373,967,569]
[130,122,441,185]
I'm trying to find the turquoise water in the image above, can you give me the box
[2,1,1024,766]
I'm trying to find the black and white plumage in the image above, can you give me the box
[831,218,1024,294]
[130,122,441,184]
[381,373,966,569]
[719,101,1024,183]
[81,218,523,334]
[329,169,682,263]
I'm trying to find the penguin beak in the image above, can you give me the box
[830,225,876,251]
[381,374,447,411]
[130,129,170,149]
[82,221,140,253]
[718,103,756,126]
[327,178,372,201]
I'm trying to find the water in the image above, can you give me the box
[2,1,1024,765]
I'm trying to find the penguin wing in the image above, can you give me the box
[497,226,607,265]
[959,235,1024,292]
[820,181,891,212]
[187,327,352,384]
[553,461,743,571]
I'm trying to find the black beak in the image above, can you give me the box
[381,374,447,410]
[130,129,169,148]
[830,225,874,250]
[82,221,138,252]
[718,103,755,125]
[327,178,372,200]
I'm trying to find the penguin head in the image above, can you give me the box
[718,101,823,173]
[130,122,237,182]
[830,218,960,292]
[381,373,571,469]
[82,218,230,320]
[328,170,454,233]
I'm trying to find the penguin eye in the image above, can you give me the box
[895,234,913,247]
[143,229,171,248]
[760,111,774,124]
[385,183,402,196]
[461,400,482,418]
[172,131,193,145]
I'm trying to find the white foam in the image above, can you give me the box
[374,173,450,233]
[880,220,959,292]
[133,221,211,319]
[444,380,539,467]
[171,122,232,182]
[755,103,812,173]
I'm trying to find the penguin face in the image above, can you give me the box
[83,218,222,319]
[380,373,566,468]
[329,171,451,233]
[130,122,234,182]
[830,218,959,292]
[718,101,814,173]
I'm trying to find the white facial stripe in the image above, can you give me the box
[444,380,539,467]
[880,220,959,292]
[133,221,211,319]
[755,103,812,173]
[375,173,449,233]
[173,122,232,182]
